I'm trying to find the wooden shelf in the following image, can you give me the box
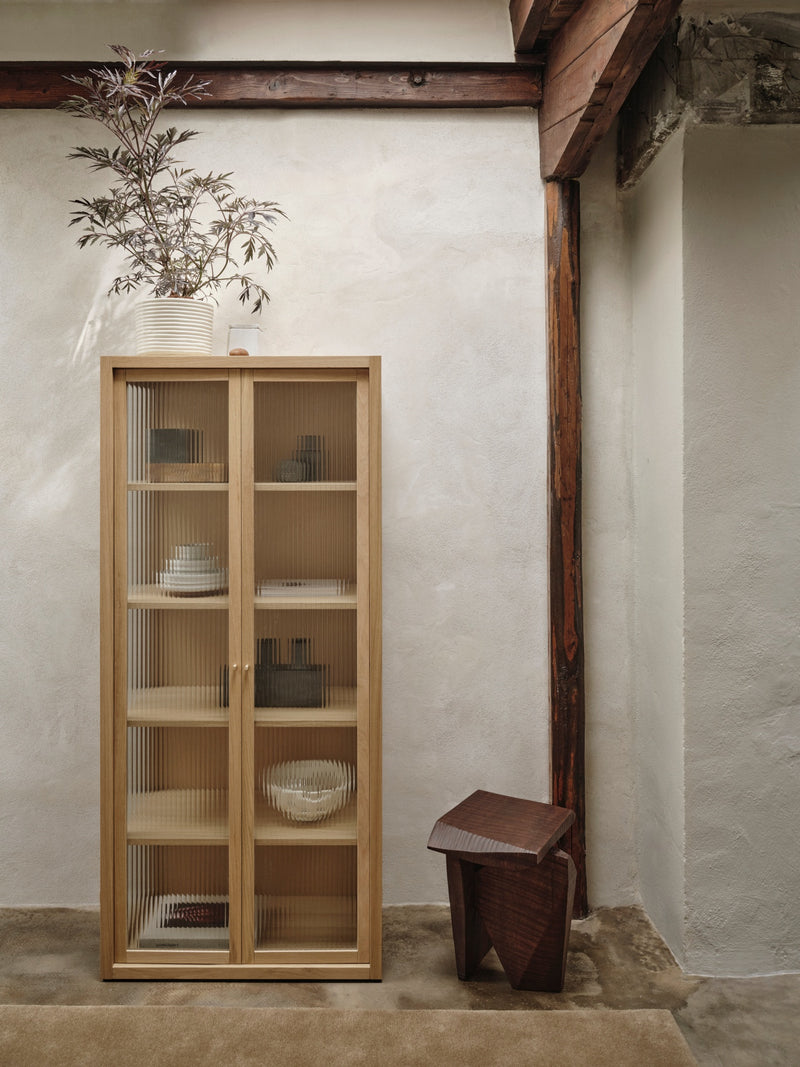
[126,689,356,727]
[127,686,228,727]
[127,790,357,846]
[255,482,356,492]
[127,789,229,845]
[128,482,229,492]
[128,585,230,609]
[254,796,357,845]
[255,591,356,610]
[255,688,357,727]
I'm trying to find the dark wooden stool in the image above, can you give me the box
[427,789,576,991]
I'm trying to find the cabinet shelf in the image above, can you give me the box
[128,482,229,492]
[126,789,357,846]
[255,482,356,493]
[126,688,356,727]
[127,789,229,845]
[254,594,356,610]
[255,795,357,845]
[255,688,357,727]
[128,585,229,609]
[127,687,228,727]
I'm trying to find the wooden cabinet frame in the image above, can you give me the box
[100,356,381,979]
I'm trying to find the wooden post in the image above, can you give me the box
[546,178,587,917]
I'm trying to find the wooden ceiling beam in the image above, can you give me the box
[538,0,682,179]
[510,0,555,52]
[510,0,587,53]
[0,61,542,110]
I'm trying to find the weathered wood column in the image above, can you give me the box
[546,178,587,917]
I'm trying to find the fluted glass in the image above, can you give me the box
[252,379,359,950]
[125,379,230,952]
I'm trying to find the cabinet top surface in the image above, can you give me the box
[102,355,380,370]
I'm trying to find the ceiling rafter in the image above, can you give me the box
[511,0,682,180]
[510,0,586,54]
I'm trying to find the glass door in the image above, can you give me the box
[247,375,363,958]
[119,372,240,960]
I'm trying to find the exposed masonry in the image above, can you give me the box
[618,12,800,187]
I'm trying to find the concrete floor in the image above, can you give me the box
[0,905,797,1066]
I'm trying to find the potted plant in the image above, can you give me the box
[61,45,284,355]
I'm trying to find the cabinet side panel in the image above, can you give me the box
[369,360,382,978]
[112,372,130,962]
[100,360,116,978]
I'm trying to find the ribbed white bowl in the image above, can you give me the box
[135,298,214,356]
[261,760,354,823]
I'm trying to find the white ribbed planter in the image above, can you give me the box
[134,297,214,356]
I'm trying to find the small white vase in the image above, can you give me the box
[135,297,214,356]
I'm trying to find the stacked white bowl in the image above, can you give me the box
[159,542,228,596]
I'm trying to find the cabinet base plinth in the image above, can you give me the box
[108,962,379,981]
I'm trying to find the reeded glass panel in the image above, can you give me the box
[128,845,229,950]
[128,380,229,485]
[126,724,229,840]
[252,609,356,714]
[128,492,229,602]
[125,379,230,953]
[254,381,356,485]
[255,726,357,838]
[254,492,355,600]
[127,609,229,724]
[254,846,357,950]
[252,379,359,950]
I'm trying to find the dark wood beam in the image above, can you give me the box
[511,0,555,52]
[0,60,541,110]
[510,0,586,53]
[538,0,682,179]
[546,179,587,917]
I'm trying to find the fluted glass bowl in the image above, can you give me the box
[261,759,354,823]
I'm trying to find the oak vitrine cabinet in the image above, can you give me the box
[100,356,381,979]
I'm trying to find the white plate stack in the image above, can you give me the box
[135,298,214,356]
[159,542,228,596]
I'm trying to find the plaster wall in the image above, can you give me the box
[579,129,639,907]
[0,3,548,907]
[628,130,687,960]
[682,124,800,975]
[1,0,515,61]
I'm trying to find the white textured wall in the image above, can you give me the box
[1,0,515,61]
[580,129,639,907]
[621,120,800,975]
[683,124,800,975]
[628,129,686,959]
[0,2,549,907]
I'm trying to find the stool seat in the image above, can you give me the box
[427,790,576,992]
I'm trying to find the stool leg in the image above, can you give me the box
[445,855,492,980]
[475,849,576,991]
